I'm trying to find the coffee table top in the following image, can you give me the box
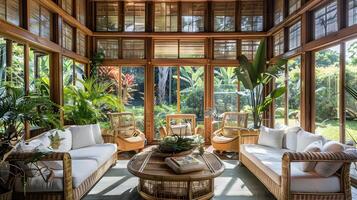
[127,151,225,181]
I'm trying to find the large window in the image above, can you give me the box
[345,39,357,143]
[96,2,119,31]
[154,2,178,32]
[349,0,357,26]
[63,57,86,103]
[96,39,119,59]
[124,2,145,32]
[289,0,301,14]
[0,39,25,90]
[179,40,205,58]
[154,40,178,59]
[30,0,51,40]
[61,0,73,15]
[314,45,340,141]
[0,0,20,26]
[241,1,263,32]
[289,21,301,50]
[214,67,239,116]
[214,40,237,60]
[29,50,49,93]
[62,23,73,51]
[213,2,235,32]
[241,40,260,60]
[274,0,284,25]
[154,66,204,139]
[182,2,205,32]
[76,0,86,25]
[274,30,284,56]
[314,1,338,40]
[274,56,301,127]
[76,30,86,57]
[122,39,145,59]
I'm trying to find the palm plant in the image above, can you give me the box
[234,40,287,128]
[0,87,61,163]
[64,78,124,125]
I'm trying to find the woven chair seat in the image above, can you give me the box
[212,135,238,144]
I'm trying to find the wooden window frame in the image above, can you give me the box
[153,2,178,32]
[313,0,339,40]
[124,2,146,32]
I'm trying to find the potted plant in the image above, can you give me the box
[0,86,61,199]
[155,134,204,157]
[234,39,287,129]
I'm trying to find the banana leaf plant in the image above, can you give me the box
[234,40,287,129]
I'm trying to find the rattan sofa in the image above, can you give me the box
[8,125,117,200]
[239,127,357,200]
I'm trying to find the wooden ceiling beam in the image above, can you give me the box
[93,32,267,38]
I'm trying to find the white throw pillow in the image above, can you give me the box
[91,124,104,144]
[300,141,322,172]
[257,126,285,149]
[283,126,302,151]
[70,125,96,149]
[315,141,345,177]
[296,130,324,152]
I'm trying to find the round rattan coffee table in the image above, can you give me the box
[127,151,224,200]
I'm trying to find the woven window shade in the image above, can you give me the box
[241,1,263,16]
[213,2,235,17]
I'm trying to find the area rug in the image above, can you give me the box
[84,159,275,200]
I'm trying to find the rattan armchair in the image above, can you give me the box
[211,112,248,153]
[107,112,146,153]
[159,114,200,138]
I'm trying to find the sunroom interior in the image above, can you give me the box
[2,0,357,200]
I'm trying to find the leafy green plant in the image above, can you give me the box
[234,39,287,128]
[64,78,124,125]
[0,86,61,163]
[158,134,196,153]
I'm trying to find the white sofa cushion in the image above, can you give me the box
[283,126,301,151]
[258,126,285,149]
[91,124,104,144]
[240,144,341,193]
[70,125,96,149]
[300,141,322,172]
[296,130,324,152]
[69,144,117,166]
[15,159,98,192]
[315,141,345,177]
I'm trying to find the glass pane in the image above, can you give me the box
[154,2,178,32]
[10,42,24,90]
[7,0,20,26]
[30,1,40,36]
[181,2,205,32]
[274,31,284,56]
[314,45,340,141]
[289,0,301,14]
[154,67,178,139]
[287,56,301,126]
[213,2,235,32]
[214,67,238,117]
[349,0,357,26]
[314,1,338,40]
[0,38,6,89]
[40,7,51,40]
[75,62,85,89]
[289,21,301,50]
[122,39,145,59]
[124,2,145,32]
[214,40,237,59]
[274,66,286,127]
[179,40,205,58]
[97,39,119,59]
[29,50,50,94]
[241,40,260,60]
[154,40,178,58]
[121,67,145,131]
[179,66,204,125]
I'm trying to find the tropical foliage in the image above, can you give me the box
[234,39,287,128]
[64,78,124,125]
[0,86,61,163]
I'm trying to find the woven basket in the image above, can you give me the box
[0,190,12,200]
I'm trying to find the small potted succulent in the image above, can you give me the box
[154,134,204,157]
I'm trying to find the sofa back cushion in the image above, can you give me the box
[315,141,345,177]
[296,130,324,152]
[91,124,104,144]
[70,125,96,149]
[258,126,285,149]
[283,126,302,151]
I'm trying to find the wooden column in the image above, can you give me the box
[145,38,154,143]
[300,51,313,132]
[204,64,214,144]
[24,43,30,139]
[50,52,64,123]
[339,43,346,143]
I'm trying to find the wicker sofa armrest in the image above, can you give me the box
[8,152,74,200]
[239,129,259,145]
[281,151,357,200]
